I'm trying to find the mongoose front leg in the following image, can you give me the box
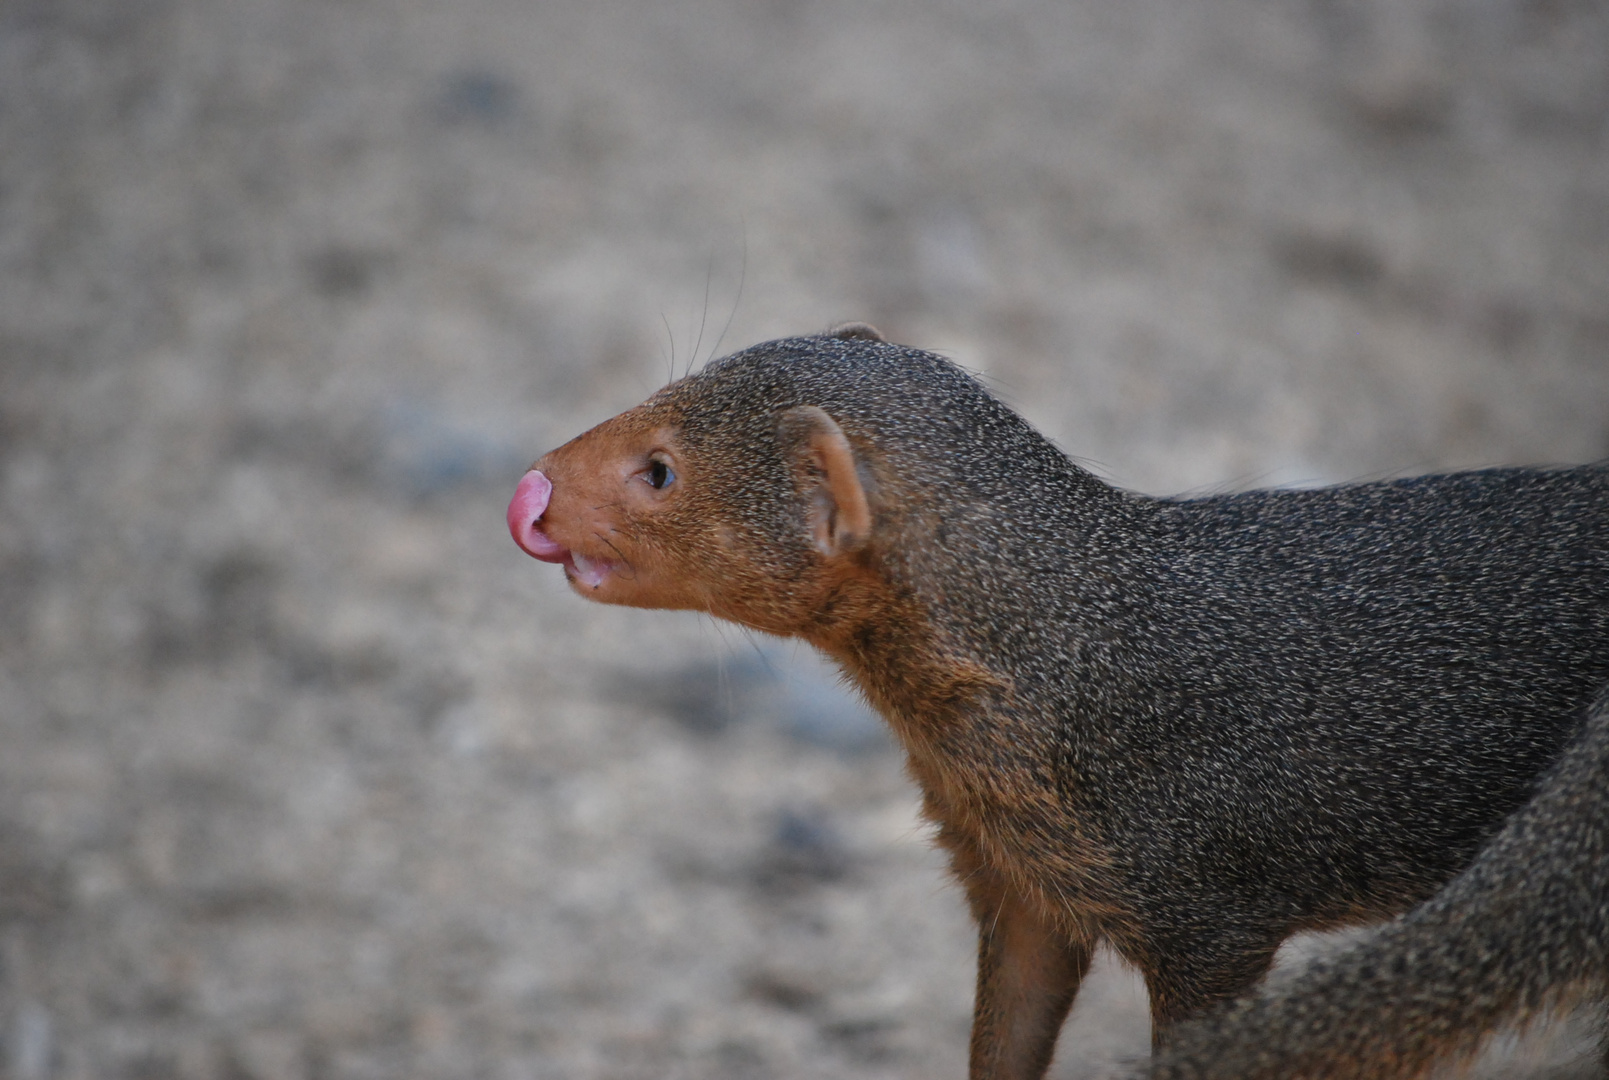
[966,874,1093,1080]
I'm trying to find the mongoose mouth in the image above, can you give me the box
[563,550,614,589]
[507,469,617,590]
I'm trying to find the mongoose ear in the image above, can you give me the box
[778,405,873,558]
[827,321,884,342]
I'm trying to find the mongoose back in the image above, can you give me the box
[1136,689,1609,1080]
[508,329,1609,1078]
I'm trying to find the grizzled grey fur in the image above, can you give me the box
[1139,689,1609,1080]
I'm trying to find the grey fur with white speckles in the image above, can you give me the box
[1139,689,1609,1080]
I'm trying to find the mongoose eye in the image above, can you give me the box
[645,458,675,490]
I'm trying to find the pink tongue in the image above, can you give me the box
[507,470,566,561]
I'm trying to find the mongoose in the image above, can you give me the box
[507,328,1609,1078]
[1135,688,1609,1080]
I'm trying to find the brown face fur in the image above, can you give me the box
[521,392,890,648]
[528,401,709,611]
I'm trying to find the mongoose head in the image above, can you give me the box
[507,324,893,640]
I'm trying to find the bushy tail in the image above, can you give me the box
[1139,694,1609,1080]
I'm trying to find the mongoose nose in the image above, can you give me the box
[508,470,565,560]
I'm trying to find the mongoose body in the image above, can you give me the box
[508,330,1609,1078]
[1139,689,1609,1080]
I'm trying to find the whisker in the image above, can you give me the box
[594,533,636,580]
[660,312,677,382]
[709,220,747,367]
[691,252,713,377]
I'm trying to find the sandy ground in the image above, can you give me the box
[1,0,1607,1077]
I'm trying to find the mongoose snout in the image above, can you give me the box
[506,467,619,589]
[510,408,710,609]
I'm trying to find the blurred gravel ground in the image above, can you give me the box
[1,0,1606,1077]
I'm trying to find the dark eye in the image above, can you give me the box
[646,458,675,490]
